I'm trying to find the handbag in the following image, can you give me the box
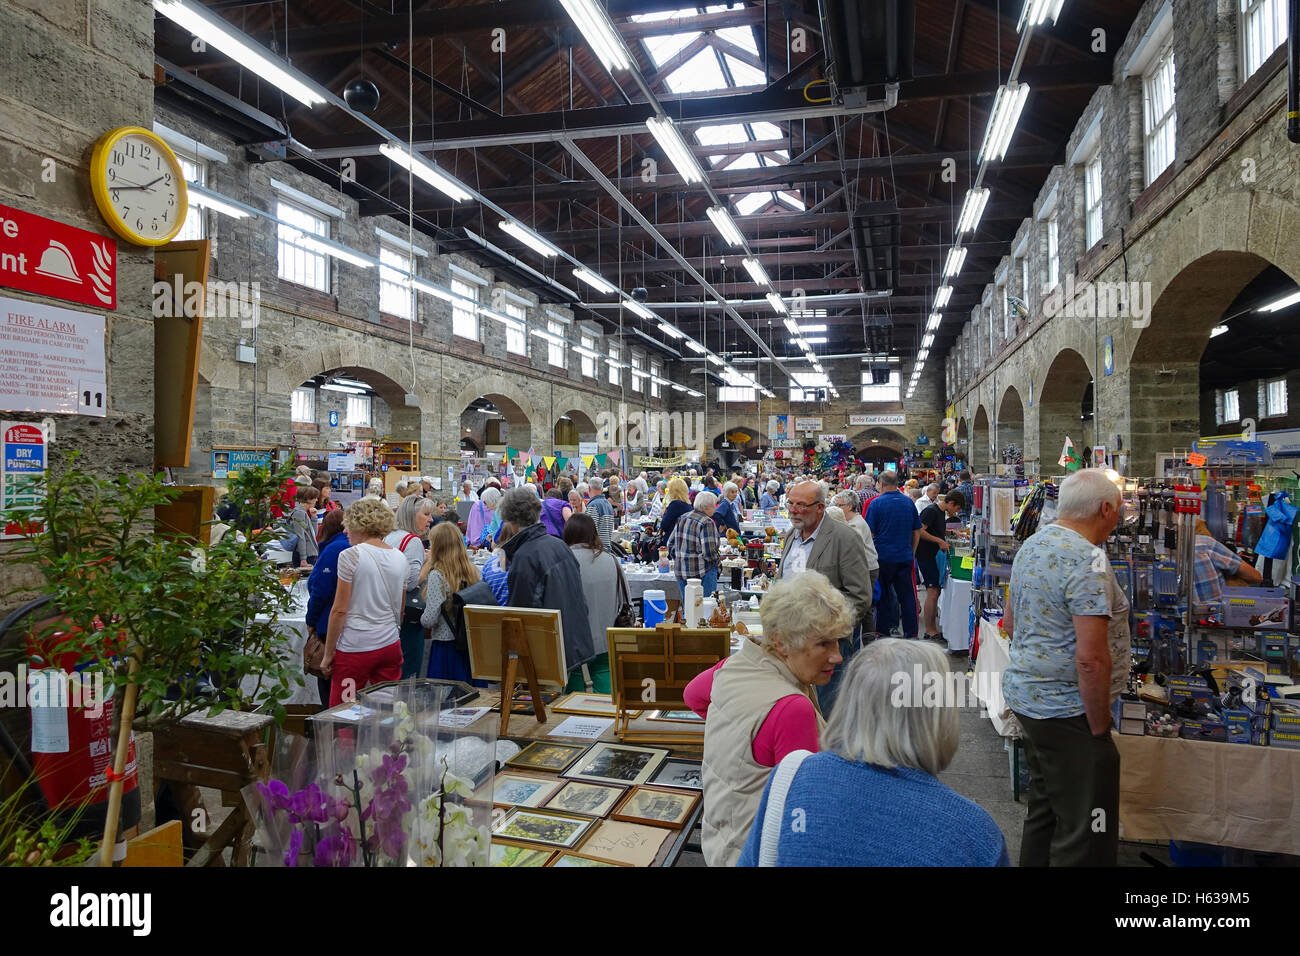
[397,534,426,626]
[303,630,328,679]
[613,555,635,628]
[757,749,813,866]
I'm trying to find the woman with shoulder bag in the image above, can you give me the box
[304,509,348,705]
[385,495,435,678]
[420,521,482,682]
[562,514,628,693]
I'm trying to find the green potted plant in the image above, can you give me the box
[2,452,302,866]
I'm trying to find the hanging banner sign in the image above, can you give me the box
[0,295,107,417]
[819,434,848,445]
[212,447,275,480]
[633,454,687,469]
[793,417,823,432]
[773,439,803,448]
[2,421,46,539]
[0,203,116,310]
[327,452,355,472]
[769,415,790,441]
[578,442,598,457]
[850,413,906,426]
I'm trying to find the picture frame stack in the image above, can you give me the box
[487,739,704,867]
[606,623,729,745]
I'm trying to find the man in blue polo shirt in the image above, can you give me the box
[865,469,922,640]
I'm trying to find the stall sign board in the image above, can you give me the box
[2,421,46,539]
[793,417,823,432]
[0,295,107,417]
[773,439,802,448]
[578,442,598,457]
[0,203,116,310]
[819,434,847,445]
[212,447,275,480]
[327,452,355,472]
[328,410,339,427]
[849,414,906,426]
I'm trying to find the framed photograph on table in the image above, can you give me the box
[579,819,672,867]
[650,758,704,791]
[503,741,588,775]
[612,785,699,828]
[543,780,625,818]
[492,772,566,808]
[647,709,704,723]
[491,808,596,850]
[489,841,555,867]
[562,742,667,786]
[552,691,640,718]
[548,851,630,867]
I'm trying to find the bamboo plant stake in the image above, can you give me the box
[97,654,140,868]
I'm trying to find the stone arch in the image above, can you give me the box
[457,392,532,450]
[554,409,597,451]
[1038,348,1093,476]
[450,376,538,451]
[972,405,991,474]
[849,427,907,467]
[998,386,1025,466]
[1124,190,1300,469]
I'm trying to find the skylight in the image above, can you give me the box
[665,47,728,94]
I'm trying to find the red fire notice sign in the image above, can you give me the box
[0,203,116,310]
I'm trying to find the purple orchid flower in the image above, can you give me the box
[284,827,304,867]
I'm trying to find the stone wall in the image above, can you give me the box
[946,0,1300,476]
[0,0,156,610]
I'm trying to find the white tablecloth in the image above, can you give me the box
[246,584,320,706]
[971,618,1020,738]
[939,577,972,653]
[625,572,680,601]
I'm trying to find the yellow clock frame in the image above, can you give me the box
[90,126,189,247]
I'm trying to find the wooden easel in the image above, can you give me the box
[499,616,547,735]
[608,622,729,745]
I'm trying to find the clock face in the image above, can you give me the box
[101,133,185,243]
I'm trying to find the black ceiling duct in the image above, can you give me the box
[818,0,915,102]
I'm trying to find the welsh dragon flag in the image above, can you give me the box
[1059,436,1082,471]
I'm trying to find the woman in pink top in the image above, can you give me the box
[686,571,852,865]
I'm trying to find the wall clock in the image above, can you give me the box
[89,126,188,247]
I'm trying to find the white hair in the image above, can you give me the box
[759,570,853,652]
[825,506,846,522]
[693,490,718,512]
[832,490,858,509]
[394,478,410,494]
[822,638,958,776]
[588,476,604,492]
[766,480,779,492]
[1057,468,1121,520]
[722,481,738,496]
[576,482,589,495]
[854,475,868,489]
[925,483,940,496]
[366,478,384,497]
[480,487,502,509]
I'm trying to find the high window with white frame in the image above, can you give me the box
[291,387,315,424]
[1084,154,1104,249]
[650,359,663,399]
[1001,285,1011,341]
[1143,43,1177,186]
[451,277,479,341]
[790,372,829,402]
[547,319,566,368]
[503,301,527,355]
[1241,0,1287,79]
[718,369,756,404]
[379,244,414,320]
[580,334,596,378]
[861,370,900,403]
[1217,388,1241,424]
[346,394,372,428]
[1259,377,1288,418]
[1020,255,1031,313]
[277,200,330,292]
[630,353,644,392]
[608,344,621,386]
[175,151,205,242]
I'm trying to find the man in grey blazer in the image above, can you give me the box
[779,480,874,715]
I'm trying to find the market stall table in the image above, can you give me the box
[246,583,319,706]
[1114,732,1300,856]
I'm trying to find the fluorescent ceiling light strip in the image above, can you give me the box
[498,220,562,257]
[792,337,827,345]
[685,340,707,354]
[979,83,1031,163]
[706,205,746,247]
[766,292,788,314]
[625,300,657,321]
[783,318,800,334]
[658,322,684,339]
[186,184,249,219]
[956,187,990,236]
[671,384,688,392]
[320,383,366,395]
[646,115,706,184]
[927,313,942,331]
[409,277,456,303]
[152,0,325,107]
[742,257,770,286]
[286,231,375,269]
[529,328,564,345]
[917,349,929,361]
[557,0,631,72]
[794,324,827,333]
[572,267,617,294]
[706,354,724,367]
[943,247,968,278]
[935,285,953,308]
[1018,0,1066,31]
[379,142,472,202]
[573,345,602,359]
[1258,290,1300,312]
[922,333,934,348]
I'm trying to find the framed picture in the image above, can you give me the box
[463,604,568,690]
[579,819,672,867]
[612,785,699,829]
[548,851,630,867]
[647,709,704,723]
[491,808,596,850]
[563,742,667,786]
[492,772,566,808]
[543,781,625,818]
[504,741,588,775]
[552,692,627,717]
[650,758,704,791]
[489,841,555,867]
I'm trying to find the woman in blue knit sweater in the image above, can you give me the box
[738,639,1009,867]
